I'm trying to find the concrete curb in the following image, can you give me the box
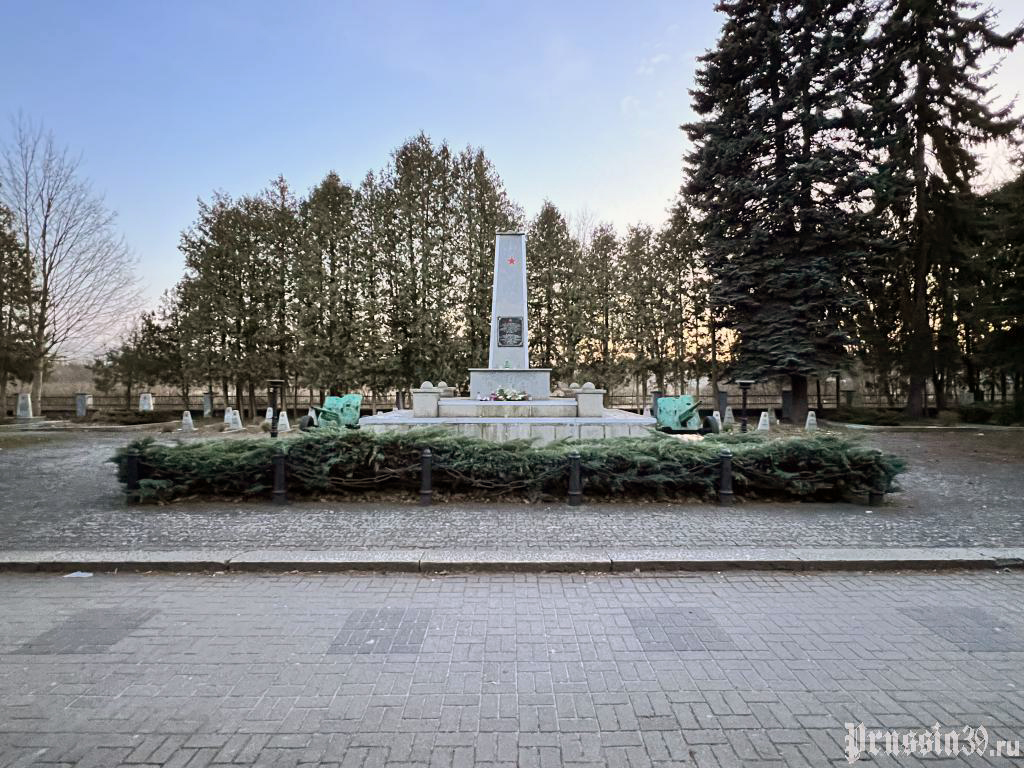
[1,547,1023,574]
[834,423,1024,432]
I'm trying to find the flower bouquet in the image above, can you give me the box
[486,387,529,401]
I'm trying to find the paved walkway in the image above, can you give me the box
[1,570,1023,767]
[0,430,1022,554]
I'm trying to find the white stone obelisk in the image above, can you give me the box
[468,233,551,399]
[488,233,529,370]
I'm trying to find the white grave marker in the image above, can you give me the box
[138,393,154,412]
[16,393,32,419]
[180,411,195,432]
[757,412,770,431]
[805,410,818,431]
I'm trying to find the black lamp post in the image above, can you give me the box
[267,379,285,438]
[737,379,755,433]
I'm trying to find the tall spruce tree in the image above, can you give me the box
[578,223,625,392]
[863,0,1022,416]
[975,172,1024,409]
[297,172,362,393]
[686,0,871,424]
[527,202,575,375]
[621,223,672,397]
[0,204,34,416]
[657,205,709,396]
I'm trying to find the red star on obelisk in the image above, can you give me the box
[508,256,516,265]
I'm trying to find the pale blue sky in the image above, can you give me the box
[2,0,1023,307]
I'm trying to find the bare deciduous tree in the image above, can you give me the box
[0,115,140,409]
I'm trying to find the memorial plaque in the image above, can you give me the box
[497,316,523,347]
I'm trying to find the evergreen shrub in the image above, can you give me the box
[111,428,905,504]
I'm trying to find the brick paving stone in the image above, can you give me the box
[2,570,1024,766]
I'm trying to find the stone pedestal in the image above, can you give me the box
[575,384,606,418]
[411,383,442,418]
[75,393,91,418]
[468,369,551,400]
[16,393,32,419]
[360,231,659,444]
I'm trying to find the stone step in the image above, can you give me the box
[437,399,577,418]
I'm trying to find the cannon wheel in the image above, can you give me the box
[299,414,317,431]
[702,415,721,434]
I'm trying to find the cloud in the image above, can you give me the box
[636,52,671,76]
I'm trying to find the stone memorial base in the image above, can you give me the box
[360,402,655,445]
[468,368,552,400]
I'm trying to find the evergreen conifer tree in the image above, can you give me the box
[686,0,872,424]
[527,202,575,376]
[862,0,1022,416]
[0,204,34,416]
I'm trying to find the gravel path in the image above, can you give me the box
[0,428,1021,551]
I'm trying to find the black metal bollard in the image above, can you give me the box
[419,448,433,506]
[718,449,735,506]
[568,450,582,506]
[125,450,140,505]
[272,446,287,505]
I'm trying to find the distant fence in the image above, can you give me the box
[17,390,939,416]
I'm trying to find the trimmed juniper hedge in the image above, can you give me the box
[110,428,904,504]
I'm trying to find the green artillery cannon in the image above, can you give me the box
[654,395,720,434]
[299,394,363,431]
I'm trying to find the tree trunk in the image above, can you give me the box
[234,378,243,416]
[30,357,45,418]
[247,381,256,422]
[0,371,7,417]
[932,372,947,412]
[710,316,719,399]
[905,60,933,420]
[815,378,823,411]
[791,374,809,427]
[905,375,927,419]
